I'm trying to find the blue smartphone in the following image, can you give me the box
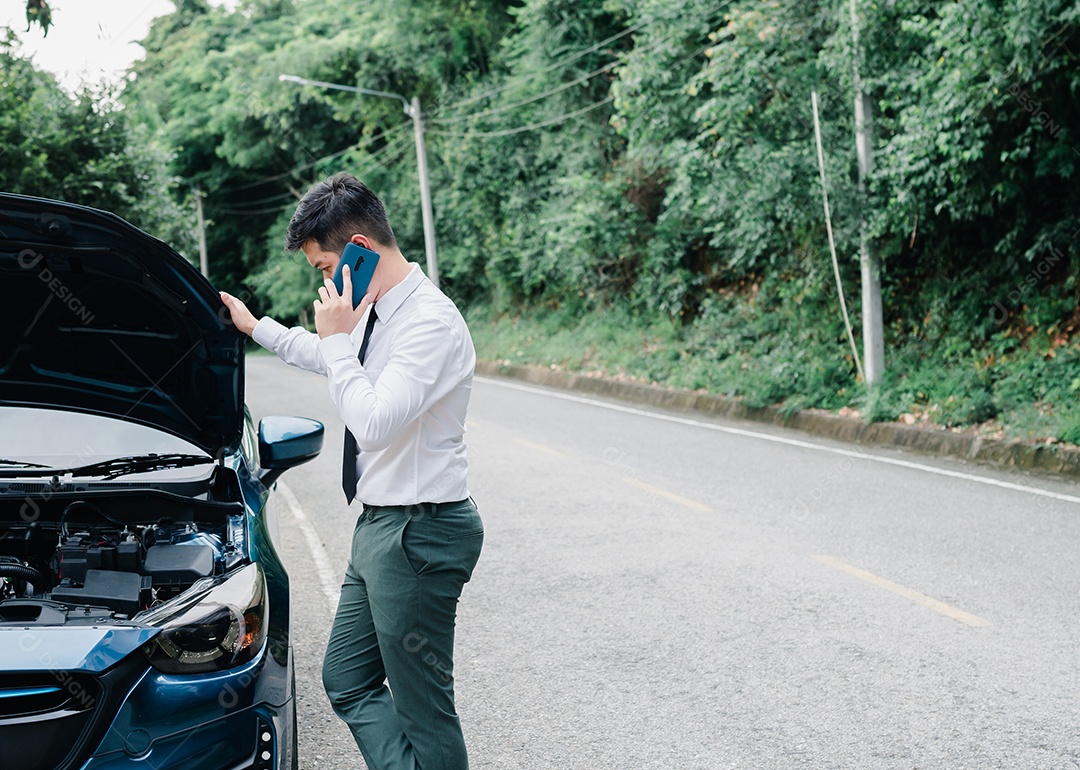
[332,242,381,309]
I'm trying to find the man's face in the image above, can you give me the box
[303,241,341,282]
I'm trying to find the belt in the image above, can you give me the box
[361,497,472,519]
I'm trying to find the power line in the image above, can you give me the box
[435,22,645,116]
[428,96,615,138]
[218,121,411,193]
[207,132,415,216]
[338,131,415,179]
[430,0,733,130]
[427,36,717,139]
[209,202,297,216]
[430,60,618,126]
[425,37,715,139]
[227,189,301,207]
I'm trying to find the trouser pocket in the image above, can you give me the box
[399,502,484,579]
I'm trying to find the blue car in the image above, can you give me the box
[0,193,323,769]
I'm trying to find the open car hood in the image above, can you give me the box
[0,193,244,457]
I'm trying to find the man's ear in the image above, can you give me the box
[350,233,375,250]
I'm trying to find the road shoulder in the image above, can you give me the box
[476,360,1080,481]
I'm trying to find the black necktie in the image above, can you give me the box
[342,308,378,503]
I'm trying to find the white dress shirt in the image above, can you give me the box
[252,263,474,506]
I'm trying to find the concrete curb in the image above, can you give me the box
[476,361,1080,481]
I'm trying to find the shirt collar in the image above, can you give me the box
[372,263,425,324]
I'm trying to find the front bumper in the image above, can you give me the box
[81,643,293,770]
[81,699,291,770]
[0,642,294,770]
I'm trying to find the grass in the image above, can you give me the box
[465,273,1080,445]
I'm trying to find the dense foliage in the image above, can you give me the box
[0,30,193,249]
[12,0,1080,439]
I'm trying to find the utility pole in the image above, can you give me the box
[411,95,438,289]
[849,0,885,384]
[278,75,440,288]
[194,188,209,279]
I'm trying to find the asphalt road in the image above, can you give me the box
[246,353,1080,770]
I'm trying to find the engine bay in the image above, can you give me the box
[0,491,246,622]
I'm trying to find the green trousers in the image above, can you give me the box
[322,498,484,770]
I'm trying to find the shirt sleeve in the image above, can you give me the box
[253,316,342,375]
[319,315,466,452]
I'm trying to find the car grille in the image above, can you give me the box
[0,673,98,769]
[0,657,146,770]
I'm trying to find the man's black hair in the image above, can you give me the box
[285,172,397,252]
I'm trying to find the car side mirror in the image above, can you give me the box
[257,416,324,487]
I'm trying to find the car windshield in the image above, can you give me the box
[0,406,211,477]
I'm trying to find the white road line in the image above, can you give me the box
[476,376,1080,506]
[277,481,340,615]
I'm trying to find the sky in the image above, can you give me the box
[0,0,230,92]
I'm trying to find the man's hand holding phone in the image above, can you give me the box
[314,263,373,339]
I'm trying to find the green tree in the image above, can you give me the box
[0,29,194,253]
[428,0,634,311]
[111,0,1080,435]
[125,0,515,316]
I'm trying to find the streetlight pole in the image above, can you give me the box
[278,74,439,288]
[410,95,438,289]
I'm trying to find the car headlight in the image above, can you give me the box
[142,562,267,674]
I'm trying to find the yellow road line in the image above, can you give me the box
[513,437,568,459]
[812,555,993,628]
[621,477,711,512]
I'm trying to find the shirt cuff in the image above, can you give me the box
[252,317,287,351]
[318,332,358,365]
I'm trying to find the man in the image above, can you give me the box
[220,172,483,770]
